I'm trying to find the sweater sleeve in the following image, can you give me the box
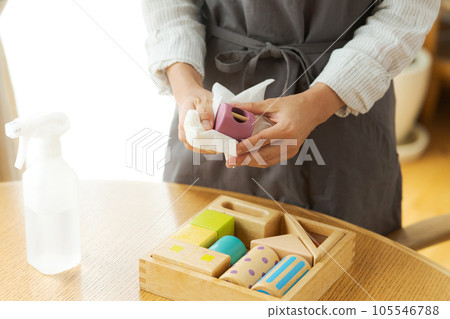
[312,0,440,117]
[141,0,205,95]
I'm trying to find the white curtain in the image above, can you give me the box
[0,0,20,181]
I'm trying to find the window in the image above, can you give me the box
[0,0,174,181]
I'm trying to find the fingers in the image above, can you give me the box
[182,140,218,154]
[177,103,195,146]
[179,132,218,154]
[177,89,213,147]
[236,124,283,155]
[227,143,298,168]
[180,131,218,154]
[194,95,214,131]
[231,99,275,115]
[192,147,219,154]
[183,141,194,151]
[178,116,194,147]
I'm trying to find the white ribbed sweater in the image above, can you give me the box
[142,0,440,117]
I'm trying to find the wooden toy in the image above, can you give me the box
[139,196,356,301]
[190,209,234,239]
[151,238,199,266]
[208,196,282,247]
[214,102,255,140]
[280,213,345,266]
[172,224,217,248]
[209,235,247,265]
[250,234,313,265]
[219,245,279,288]
[182,247,231,277]
[251,254,311,297]
[151,238,230,277]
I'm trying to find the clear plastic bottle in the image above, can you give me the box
[6,113,81,274]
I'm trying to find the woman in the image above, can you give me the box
[142,0,439,235]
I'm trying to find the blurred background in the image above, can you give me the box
[0,1,449,268]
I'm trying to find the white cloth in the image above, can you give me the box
[184,79,274,159]
[142,0,440,117]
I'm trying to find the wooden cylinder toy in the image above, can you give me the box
[208,235,247,265]
[219,245,279,289]
[251,254,311,297]
[214,103,255,140]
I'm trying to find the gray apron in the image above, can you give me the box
[163,0,402,235]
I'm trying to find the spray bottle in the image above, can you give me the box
[5,112,81,274]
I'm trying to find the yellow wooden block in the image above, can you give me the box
[190,209,234,239]
[182,247,231,277]
[172,224,217,248]
[151,238,230,277]
[151,238,198,266]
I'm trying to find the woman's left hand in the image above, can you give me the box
[226,83,345,168]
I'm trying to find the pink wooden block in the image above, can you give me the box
[214,103,255,140]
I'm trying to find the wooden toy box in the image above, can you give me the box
[139,196,355,300]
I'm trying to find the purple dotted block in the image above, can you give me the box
[219,244,279,290]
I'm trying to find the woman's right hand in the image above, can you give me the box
[166,63,215,152]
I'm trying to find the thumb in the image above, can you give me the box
[195,97,214,131]
[231,100,271,115]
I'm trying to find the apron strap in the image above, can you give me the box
[207,24,349,93]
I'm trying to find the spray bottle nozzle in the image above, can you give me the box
[5,112,70,169]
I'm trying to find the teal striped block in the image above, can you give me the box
[251,254,311,297]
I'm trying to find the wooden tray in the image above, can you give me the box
[139,195,355,300]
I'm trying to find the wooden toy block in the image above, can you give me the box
[190,209,234,239]
[140,196,356,301]
[208,195,282,247]
[151,238,199,266]
[214,102,255,140]
[220,245,279,288]
[250,234,313,265]
[281,214,345,266]
[281,214,318,263]
[209,235,247,265]
[172,224,217,248]
[182,247,231,277]
[251,254,311,297]
[151,238,230,277]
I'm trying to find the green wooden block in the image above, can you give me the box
[190,209,234,239]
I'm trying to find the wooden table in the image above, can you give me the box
[0,181,449,301]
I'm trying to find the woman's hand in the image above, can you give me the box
[227,83,345,168]
[166,63,215,153]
